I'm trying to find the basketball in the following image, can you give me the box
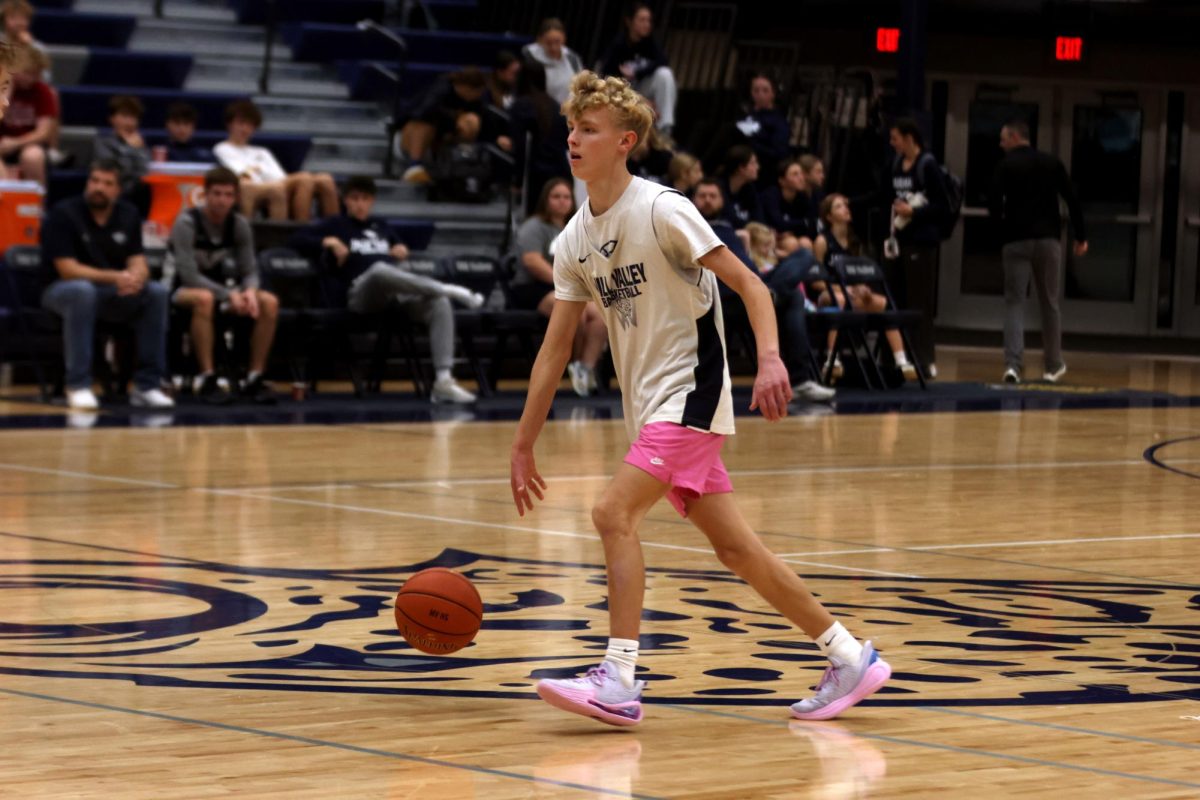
[394,568,484,654]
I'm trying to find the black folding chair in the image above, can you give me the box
[827,254,927,389]
[0,245,57,399]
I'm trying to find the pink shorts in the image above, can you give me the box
[624,421,733,518]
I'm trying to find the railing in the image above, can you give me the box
[357,21,410,178]
[258,0,278,95]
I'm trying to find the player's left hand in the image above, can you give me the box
[749,353,792,421]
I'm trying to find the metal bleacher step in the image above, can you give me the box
[187,57,349,99]
[74,0,237,24]
[130,18,291,60]
[254,96,388,138]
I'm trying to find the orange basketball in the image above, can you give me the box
[393,568,483,654]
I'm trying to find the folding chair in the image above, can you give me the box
[827,254,927,389]
[0,245,57,399]
[440,253,503,395]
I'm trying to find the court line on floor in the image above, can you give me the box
[235,456,1200,492]
[199,487,920,579]
[919,706,1200,751]
[0,686,662,800]
[7,460,1196,585]
[0,462,178,489]
[776,531,1200,558]
[666,704,1200,790]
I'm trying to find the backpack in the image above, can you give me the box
[427,142,494,204]
[902,152,964,240]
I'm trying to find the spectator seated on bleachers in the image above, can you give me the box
[0,43,55,187]
[486,50,520,113]
[667,151,702,198]
[39,158,174,410]
[509,58,569,216]
[93,94,151,214]
[799,154,827,219]
[813,192,915,381]
[734,73,790,189]
[717,144,764,230]
[289,175,481,404]
[760,158,816,254]
[164,102,215,164]
[521,17,584,106]
[692,177,833,403]
[215,99,336,222]
[510,177,605,397]
[1,0,48,70]
[627,124,674,184]
[166,166,278,404]
[399,67,487,185]
[598,2,675,136]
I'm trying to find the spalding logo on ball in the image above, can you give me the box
[393,567,483,654]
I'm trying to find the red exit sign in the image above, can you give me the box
[876,27,900,53]
[1055,36,1084,61]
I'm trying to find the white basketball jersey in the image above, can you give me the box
[554,177,734,440]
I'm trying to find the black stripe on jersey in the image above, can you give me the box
[681,302,725,431]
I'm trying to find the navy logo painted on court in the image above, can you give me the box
[2,549,1198,708]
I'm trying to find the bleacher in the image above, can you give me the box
[1,0,552,399]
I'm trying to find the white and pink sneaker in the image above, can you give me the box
[536,662,645,727]
[790,641,891,721]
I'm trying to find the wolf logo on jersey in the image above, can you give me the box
[613,295,637,330]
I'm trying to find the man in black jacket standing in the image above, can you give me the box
[990,120,1087,384]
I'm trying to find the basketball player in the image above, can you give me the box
[509,71,891,726]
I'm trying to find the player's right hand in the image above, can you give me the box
[510,447,546,516]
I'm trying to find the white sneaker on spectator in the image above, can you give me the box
[445,285,485,309]
[130,387,175,408]
[1002,368,1021,384]
[568,361,593,397]
[65,387,99,410]
[1043,364,1067,383]
[431,378,476,404]
[826,356,844,381]
[793,380,835,403]
[898,361,918,381]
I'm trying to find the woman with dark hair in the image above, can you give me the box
[521,17,584,105]
[510,177,607,396]
[598,2,676,135]
[510,58,570,215]
[734,72,790,187]
[815,193,915,380]
[717,144,763,228]
[486,50,521,110]
[759,158,814,253]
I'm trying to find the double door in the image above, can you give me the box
[939,81,1189,337]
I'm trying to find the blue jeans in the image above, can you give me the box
[41,279,169,391]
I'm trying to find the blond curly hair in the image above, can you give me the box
[561,70,655,147]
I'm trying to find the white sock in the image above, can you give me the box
[893,351,910,366]
[247,371,261,382]
[815,621,863,667]
[435,368,453,384]
[605,637,639,688]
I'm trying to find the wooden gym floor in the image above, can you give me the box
[1,346,1199,798]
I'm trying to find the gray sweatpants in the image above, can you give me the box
[1002,238,1062,372]
[347,262,455,371]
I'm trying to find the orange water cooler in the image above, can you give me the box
[0,179,44,250]
[141,162,211,244]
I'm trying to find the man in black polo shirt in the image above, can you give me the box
[990,119,1088,384]
[40,158,173,409]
